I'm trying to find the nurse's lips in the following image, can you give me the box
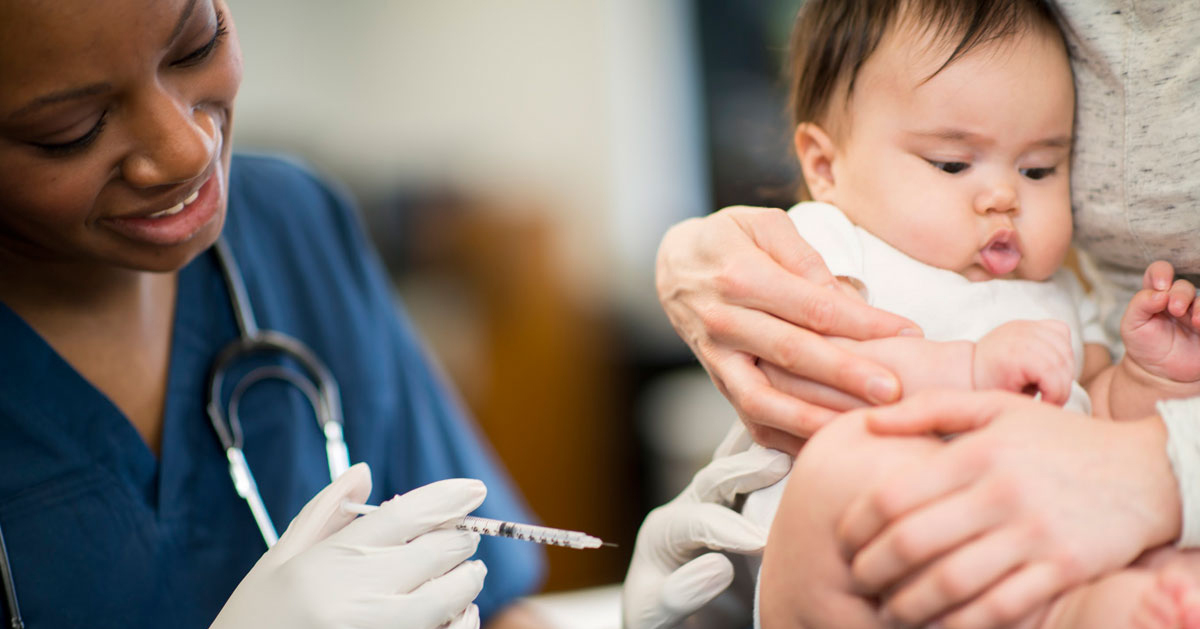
[103,167,221,246]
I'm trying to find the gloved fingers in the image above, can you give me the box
[645,502,768,566]
[683,448,791,505]
[384,560,487,629]
[368,529,481,594]
[439,604,480,629]
[272,462,373,562]
[659,552,736,619]
[333,478,486,547]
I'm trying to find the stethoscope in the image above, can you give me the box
[0,237,350,628]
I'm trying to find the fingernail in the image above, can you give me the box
[898,327,923,337]
[1156,278,1169,290]
[866,376,899,404]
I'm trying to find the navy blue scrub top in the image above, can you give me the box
[0,154,545,628]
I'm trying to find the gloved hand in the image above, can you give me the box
[623,427,792,629]
[212,463,487,629]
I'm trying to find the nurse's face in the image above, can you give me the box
[0,0,242,273]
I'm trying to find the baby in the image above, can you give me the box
[742,0,1200,627]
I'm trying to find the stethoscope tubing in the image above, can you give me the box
[0,238,354,627]
[206,237,351,547]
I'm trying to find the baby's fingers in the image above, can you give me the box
[1126,289,1170,329]
[1143,260,1176,291]
[1168,278,1198,319]
[1036,361,1074,406]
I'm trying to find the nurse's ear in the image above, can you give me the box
[794,122,839,202]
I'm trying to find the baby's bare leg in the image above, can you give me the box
[758,413,944,629]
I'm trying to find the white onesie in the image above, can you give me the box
[744,201,1106,626]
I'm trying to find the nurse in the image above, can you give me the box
[0,1,543,628]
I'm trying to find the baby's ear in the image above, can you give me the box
[794,123,838,201]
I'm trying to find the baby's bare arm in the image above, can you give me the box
[826,336,975,395]
[826,319,1076,406]
[1094,263,1200,419]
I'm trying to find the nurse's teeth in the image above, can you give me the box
[147,190,201,218]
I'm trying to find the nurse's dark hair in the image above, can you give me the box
[789,0,1069,176]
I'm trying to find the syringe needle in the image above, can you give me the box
[341,502,613,550]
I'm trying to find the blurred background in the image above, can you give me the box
[232,0,803,595]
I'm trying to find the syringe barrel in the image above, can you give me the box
[457,516,597,548]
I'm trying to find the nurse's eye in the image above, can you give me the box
[1021,166,1056,180]
[172,10,229,68]
[928,160,969,174]
[30,111,109,156]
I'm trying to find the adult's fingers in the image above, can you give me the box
[848,484,1005,594]
[861,390,1019,436]
[272,462,373,563]
[658,553,737,619]
[935,562,1062,629]
[729,206,837,286]
[442,604,481,629]
[708,307,903,406]
[334,478,485,547]
[727,207,922,341]
[650,502,770,564]
[371,529,481,595]
[836,433,987,560]
[711,350,837,445]
[685,447,793,506]
[761,360,871,412]
[880,528,1030,626]
[385,560,487,629]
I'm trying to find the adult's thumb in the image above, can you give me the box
[271,462,373,562]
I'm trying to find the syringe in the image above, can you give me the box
[342,502,612,550]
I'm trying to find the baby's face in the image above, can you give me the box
[821,22,1075,281]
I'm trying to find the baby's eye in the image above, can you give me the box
[1020,166,1056,180]
[928,160,969,174]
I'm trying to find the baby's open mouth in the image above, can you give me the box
[980,231,1021,276]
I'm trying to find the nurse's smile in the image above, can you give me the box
[102,147,224,247]
[0,0,242,275]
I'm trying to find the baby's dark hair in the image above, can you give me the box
[788,0,1067,131]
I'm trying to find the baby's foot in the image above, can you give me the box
[1147,569,1200,629]
[1038,568,1200,629]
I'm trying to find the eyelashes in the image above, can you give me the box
[32,10,229,157]
[30,111,109,155]
[172,10,229,68]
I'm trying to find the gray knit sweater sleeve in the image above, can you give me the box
[1059,0,1200,546]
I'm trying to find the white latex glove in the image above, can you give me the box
[212,463,487,629]
[623,427,792,629]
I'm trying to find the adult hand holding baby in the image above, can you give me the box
[656,205,921,454]
[623,440,792,629]
[835,390,1182,629]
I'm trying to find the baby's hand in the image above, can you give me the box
[974,320,1075,405]
[1121,261,1200,383]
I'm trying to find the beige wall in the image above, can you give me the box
[231,0,708,337]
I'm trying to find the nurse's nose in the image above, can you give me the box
[120,90,215,189]
[973,175,1018,216]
